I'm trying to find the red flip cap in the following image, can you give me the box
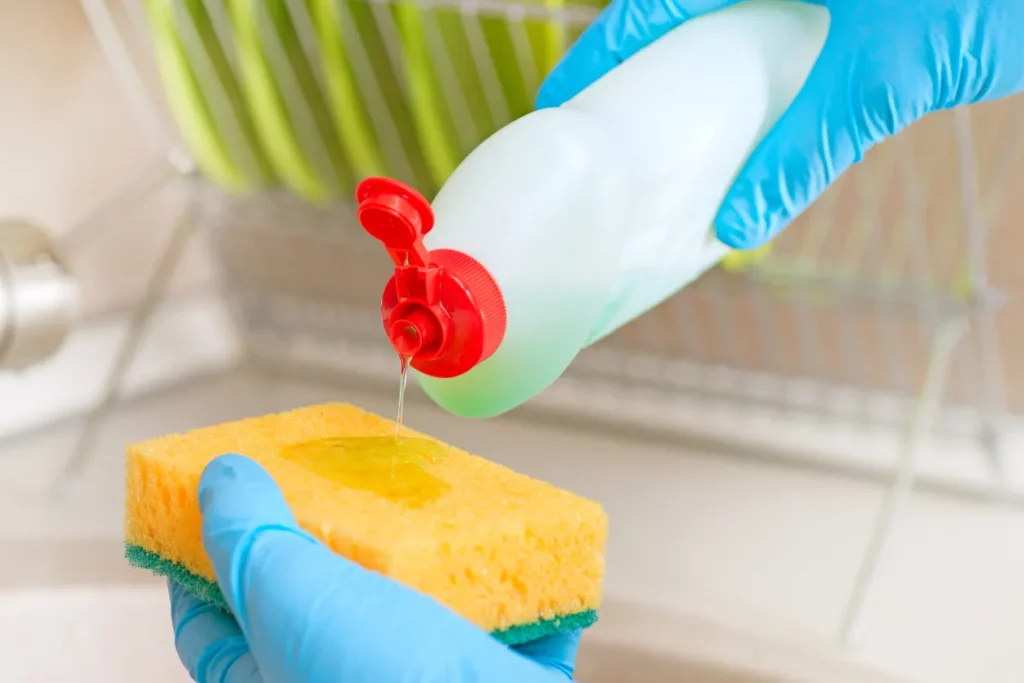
[355,177,507,379]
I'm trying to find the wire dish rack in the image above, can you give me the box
[55,0,1024,648]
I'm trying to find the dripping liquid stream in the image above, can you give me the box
[396,354,410,440]
[394,354,411,484]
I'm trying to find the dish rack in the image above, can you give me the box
[23,0,1024,648]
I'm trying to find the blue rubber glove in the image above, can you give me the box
[169,454,580,683]
[537,0,1024,249]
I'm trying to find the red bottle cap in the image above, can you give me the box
[355,177,507,378]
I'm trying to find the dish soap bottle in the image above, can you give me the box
[355,0,829,418]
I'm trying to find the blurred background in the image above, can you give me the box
[2,1,1024,681]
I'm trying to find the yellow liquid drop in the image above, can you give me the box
[279,437,449,507]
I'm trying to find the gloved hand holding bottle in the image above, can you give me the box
[169,454,580,683]
[537,0,1024,250]
[361,0,1024,422]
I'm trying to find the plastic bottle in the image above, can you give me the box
[355,0,830,418]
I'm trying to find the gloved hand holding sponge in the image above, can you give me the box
[127,405,603,683]
[134,1,1023,681]
[169,454,583,683]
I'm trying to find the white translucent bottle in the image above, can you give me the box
[356,0,829,418]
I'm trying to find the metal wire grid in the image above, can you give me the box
[70,0,1024,651]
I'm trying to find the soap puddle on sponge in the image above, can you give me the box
[283,352,441,510]
[280,436,450,508]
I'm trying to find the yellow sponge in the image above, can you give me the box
[124,403,607,644]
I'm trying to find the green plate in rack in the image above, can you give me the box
[310,0,386,179]
[146,0,273,191]
[312,0,436,193]
[478,0,569,121]
[229,0,355,203]
[394,0,587,189]
[393,1,492,185]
